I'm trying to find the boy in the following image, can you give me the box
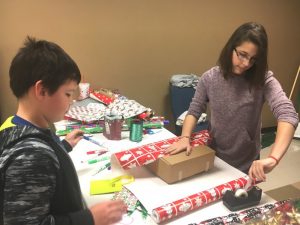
[0,37,126,225]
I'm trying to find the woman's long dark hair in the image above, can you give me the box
[218,22,268,88]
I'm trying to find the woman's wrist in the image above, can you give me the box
[268,155,279,165]
[178,135,191,140]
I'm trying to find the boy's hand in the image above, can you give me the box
[90,200,127,225]
[64,129,84,147]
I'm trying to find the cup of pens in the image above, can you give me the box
[103,114,123,140]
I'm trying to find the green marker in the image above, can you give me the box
[87,156,110,164]
[93,162,111,176]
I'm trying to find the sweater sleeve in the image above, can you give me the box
[62,139,73,153]
[3,149,94,225]
[187,73,209,119]
[264,71,299,128]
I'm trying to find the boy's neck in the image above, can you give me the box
[16,101,49,129]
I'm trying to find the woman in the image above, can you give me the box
[166,22,298,182]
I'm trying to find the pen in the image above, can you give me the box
[83,135,104,147]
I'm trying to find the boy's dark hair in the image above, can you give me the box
[218,22,268,88]
[9,37,81,98]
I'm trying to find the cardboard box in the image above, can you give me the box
[145,145,215,184]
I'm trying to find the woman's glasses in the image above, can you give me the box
[234,48,256,65]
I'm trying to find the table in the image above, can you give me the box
[68,128,275,225]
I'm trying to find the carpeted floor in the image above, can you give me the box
[265,181,300,201]
[258,138,300,200]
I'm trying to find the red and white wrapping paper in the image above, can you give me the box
[65,105,105,123]
[108,98,150,119]
[90,89,115,105]
[151,175,256,224]
[112,130,210,170]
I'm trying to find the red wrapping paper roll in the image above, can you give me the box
[152,176,256,224]
[112,130,210,170]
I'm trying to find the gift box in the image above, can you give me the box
[145,145,215,184]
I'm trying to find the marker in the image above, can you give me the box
[145,129,163,135]
[83,135,104,147]
[93,162,111,176]
[86,150,108,155]
[87,156,111,164]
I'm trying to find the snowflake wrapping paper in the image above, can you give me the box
[111,130,210,170]
[65,105,106,123]
[151,175,256,224]
[107,98,151,119]
[196,200,287,225]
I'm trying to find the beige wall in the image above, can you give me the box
[1,1,299,129]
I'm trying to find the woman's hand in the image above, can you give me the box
[90,200,127,225]
[248,157,277,182]
[165,137,192,155]
[64,129,84,148]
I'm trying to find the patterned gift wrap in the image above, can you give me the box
[107,98,151,119]
[65,105,105,123]
[90,89,116,105]
[196,200,287,225]
[112,130,210,170]
[243,198,300,225]
[152,176,255,224]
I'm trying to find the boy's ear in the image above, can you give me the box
[34,80,47,99]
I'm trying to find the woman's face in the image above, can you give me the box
[232,41,258,75]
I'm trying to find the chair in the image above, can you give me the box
[170,85,208,136]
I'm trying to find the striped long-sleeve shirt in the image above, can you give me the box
[0,123,94,225]
[188,66,299,172]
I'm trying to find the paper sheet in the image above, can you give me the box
[124,158,248,224]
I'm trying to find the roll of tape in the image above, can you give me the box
[234,188,248,198]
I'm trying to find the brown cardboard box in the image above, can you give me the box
[145,145,215,184]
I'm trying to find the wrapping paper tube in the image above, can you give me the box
[197,200,287,225]
[111,130,210,170]
[151,175,255,224]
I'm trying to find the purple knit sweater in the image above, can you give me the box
[188,66,299,172]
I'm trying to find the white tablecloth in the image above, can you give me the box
[69,128,275,225]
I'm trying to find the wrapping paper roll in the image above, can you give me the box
[197,200,287,225]
[151,175,255,224]
[111,130,210,170]
[90,88,115,105]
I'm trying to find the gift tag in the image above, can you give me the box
[90,175,134,195]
